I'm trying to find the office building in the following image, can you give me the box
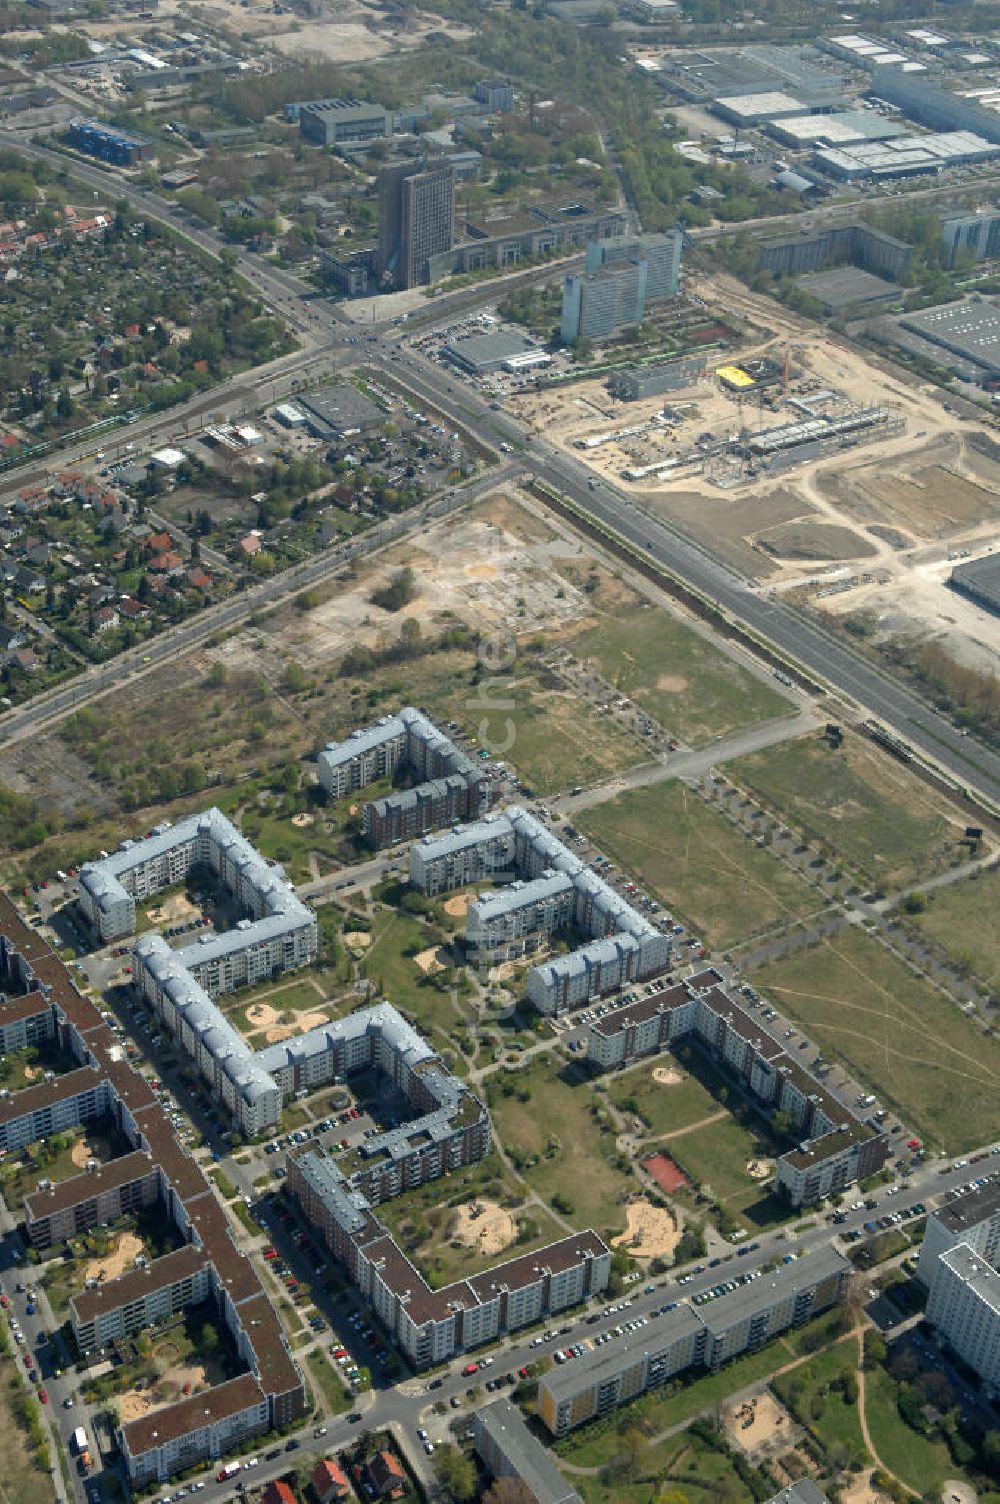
[925,1242,1000,1392]
[586,973,888,1206]
[757,222,913,280]
[537,1248,849,1435]
[68,119,154,165]
[0,894,305,1484]
[561,231,682,343]
[474,1399,582,1504]
[410,809,670,1008]
[318,708,497,848]
[941,211,1000,267]
[473,81,514,114]
[427,204,627,282]
[377,158,455,290]
[298,98,394,147]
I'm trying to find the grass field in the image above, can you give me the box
[731,734,965,889]
[568,604,789,748]
[486,1057,633,1238]
[751,928,1000,1152]
[360,908,473,1050]
[0,1346,53,1504]
[912,866,1000,991]
[665,1114,779,1210]
[574,1426,756,1504]
[772,1336,866,1466]
[610,1063,726,1139]
[580,782,817,951]
[863,1365,955,1495]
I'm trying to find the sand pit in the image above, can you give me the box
[652,1066,683,1086]
[612,1198,680,1260]
[414,946,448,975]
[725,1392,792,1454]
[746,1158,775,1181]
[448,1200,517,1257]
[119,1390,152,1421]
[246,1002,279,1030]
[83,1231,144,1284]
[656,674,689,693]
[443,893,472,919]
[941,1484,977,1504]
[71,1132,113,1170]
[22,1064,40,1082]
[344,931,371,954]
[263,1009,329,1044]
[119,1358,212,1423]
[291,813,315,828]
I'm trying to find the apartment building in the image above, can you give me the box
[0,989,56,1054]
[70,1244,212,1352]
[925,1242,1000,1392]
[0,1065,111,1152]
[585,973,888,1207]
[410,807,670,1008]
[474,1399,582,1504]
[917,1179,1000,1285]
[537,1248,850,1436]
[560,231,683,344]
[25,1149,159,1249]
[466,874,576,966]
[118,1374,270,1486]
[318,708,496,849]
[289,1146,610,1367]
[0,894,306,1484]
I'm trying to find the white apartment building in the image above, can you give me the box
[466,874,576,965]
[917,1180,1000,1286]
[408,816,516,896]
[926,1242,1000,1392]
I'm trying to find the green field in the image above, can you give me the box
[731,734,964,889]
[912,866,1000,991]
[610,1063,726,1139]
[863,1365,956,1495]
[772,1336,866,1467]
[569,604,789,748]
[574,1425,756,1504]
[665,1113,781,1216]
[486,1057,633,1237]
[360,907,475,1052]
[751,928,1000,1152]
[0,1345,53,1504]
[580,782,817,950]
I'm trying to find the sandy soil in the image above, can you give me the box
[652,1066,683,1086]
[70,1132,114,1170]
[841,1468,896,1504]
[656,674,689,693]
[344,931,371,953]
[725,1392,792,1454]
[941,1484,977,1504]
[83,1231,144,1285]
[414,946,447,975]
[264,1010,328,1044]
[119,1356,214,1422]
[22,1065,40,1081]
[612,1198,679,1260]
[443,893,472,918]
[290,813,315,828]
[745,1158,775,1181]
[246,1002,279,1029]
[147,892,199,926]
[448,1200,517,1257]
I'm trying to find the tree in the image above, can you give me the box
[619,1426,651,1482]
[483,1482,535,1504]
[198,1321,219,1354]
[433,1444,476,1502]
[55,385,74,420]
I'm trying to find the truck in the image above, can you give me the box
[216,1461,241,1483]
[80,1450,92,1472]
[72,1426,88,1455]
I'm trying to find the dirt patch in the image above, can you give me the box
[147,892,199,926]
[745,1158,775,1181]
[652,1066,684,1086]
[448,1199,517,1257]
[118,1356,215,1423]
[841,1468,896,1504]
[443,893,472,918]
[756,520,878,562]
[290,812,314,828]
[414,946,447,975]
[612,1198,679,1260]
[22,1064,40,1081]
[246,1002,279,1030]
[119,1390,152,1422]
[940,1483,977,1504]
[466,563,497,580]
[724,1392,792,1454]
[83,1231,144,1284]
[70,1131,115,1170]
[656,674,690,693]
[263,1008,330,1044]
[344,931,371,954]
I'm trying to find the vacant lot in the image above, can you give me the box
[731,734,965,888]
[569,604,789,748]
[751,929,1000,1152]
[487,1058,633,1238]
[0,1346,53,1504]
[581,782,817,951]
[911,866,1000,991]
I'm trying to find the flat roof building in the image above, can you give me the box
[298,98,394,147]
[474,1399,582,1504]
[950,553,1000,614]
[901,297,1000,375]
[294,385,387,439]
[926,1242,1000,1392]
